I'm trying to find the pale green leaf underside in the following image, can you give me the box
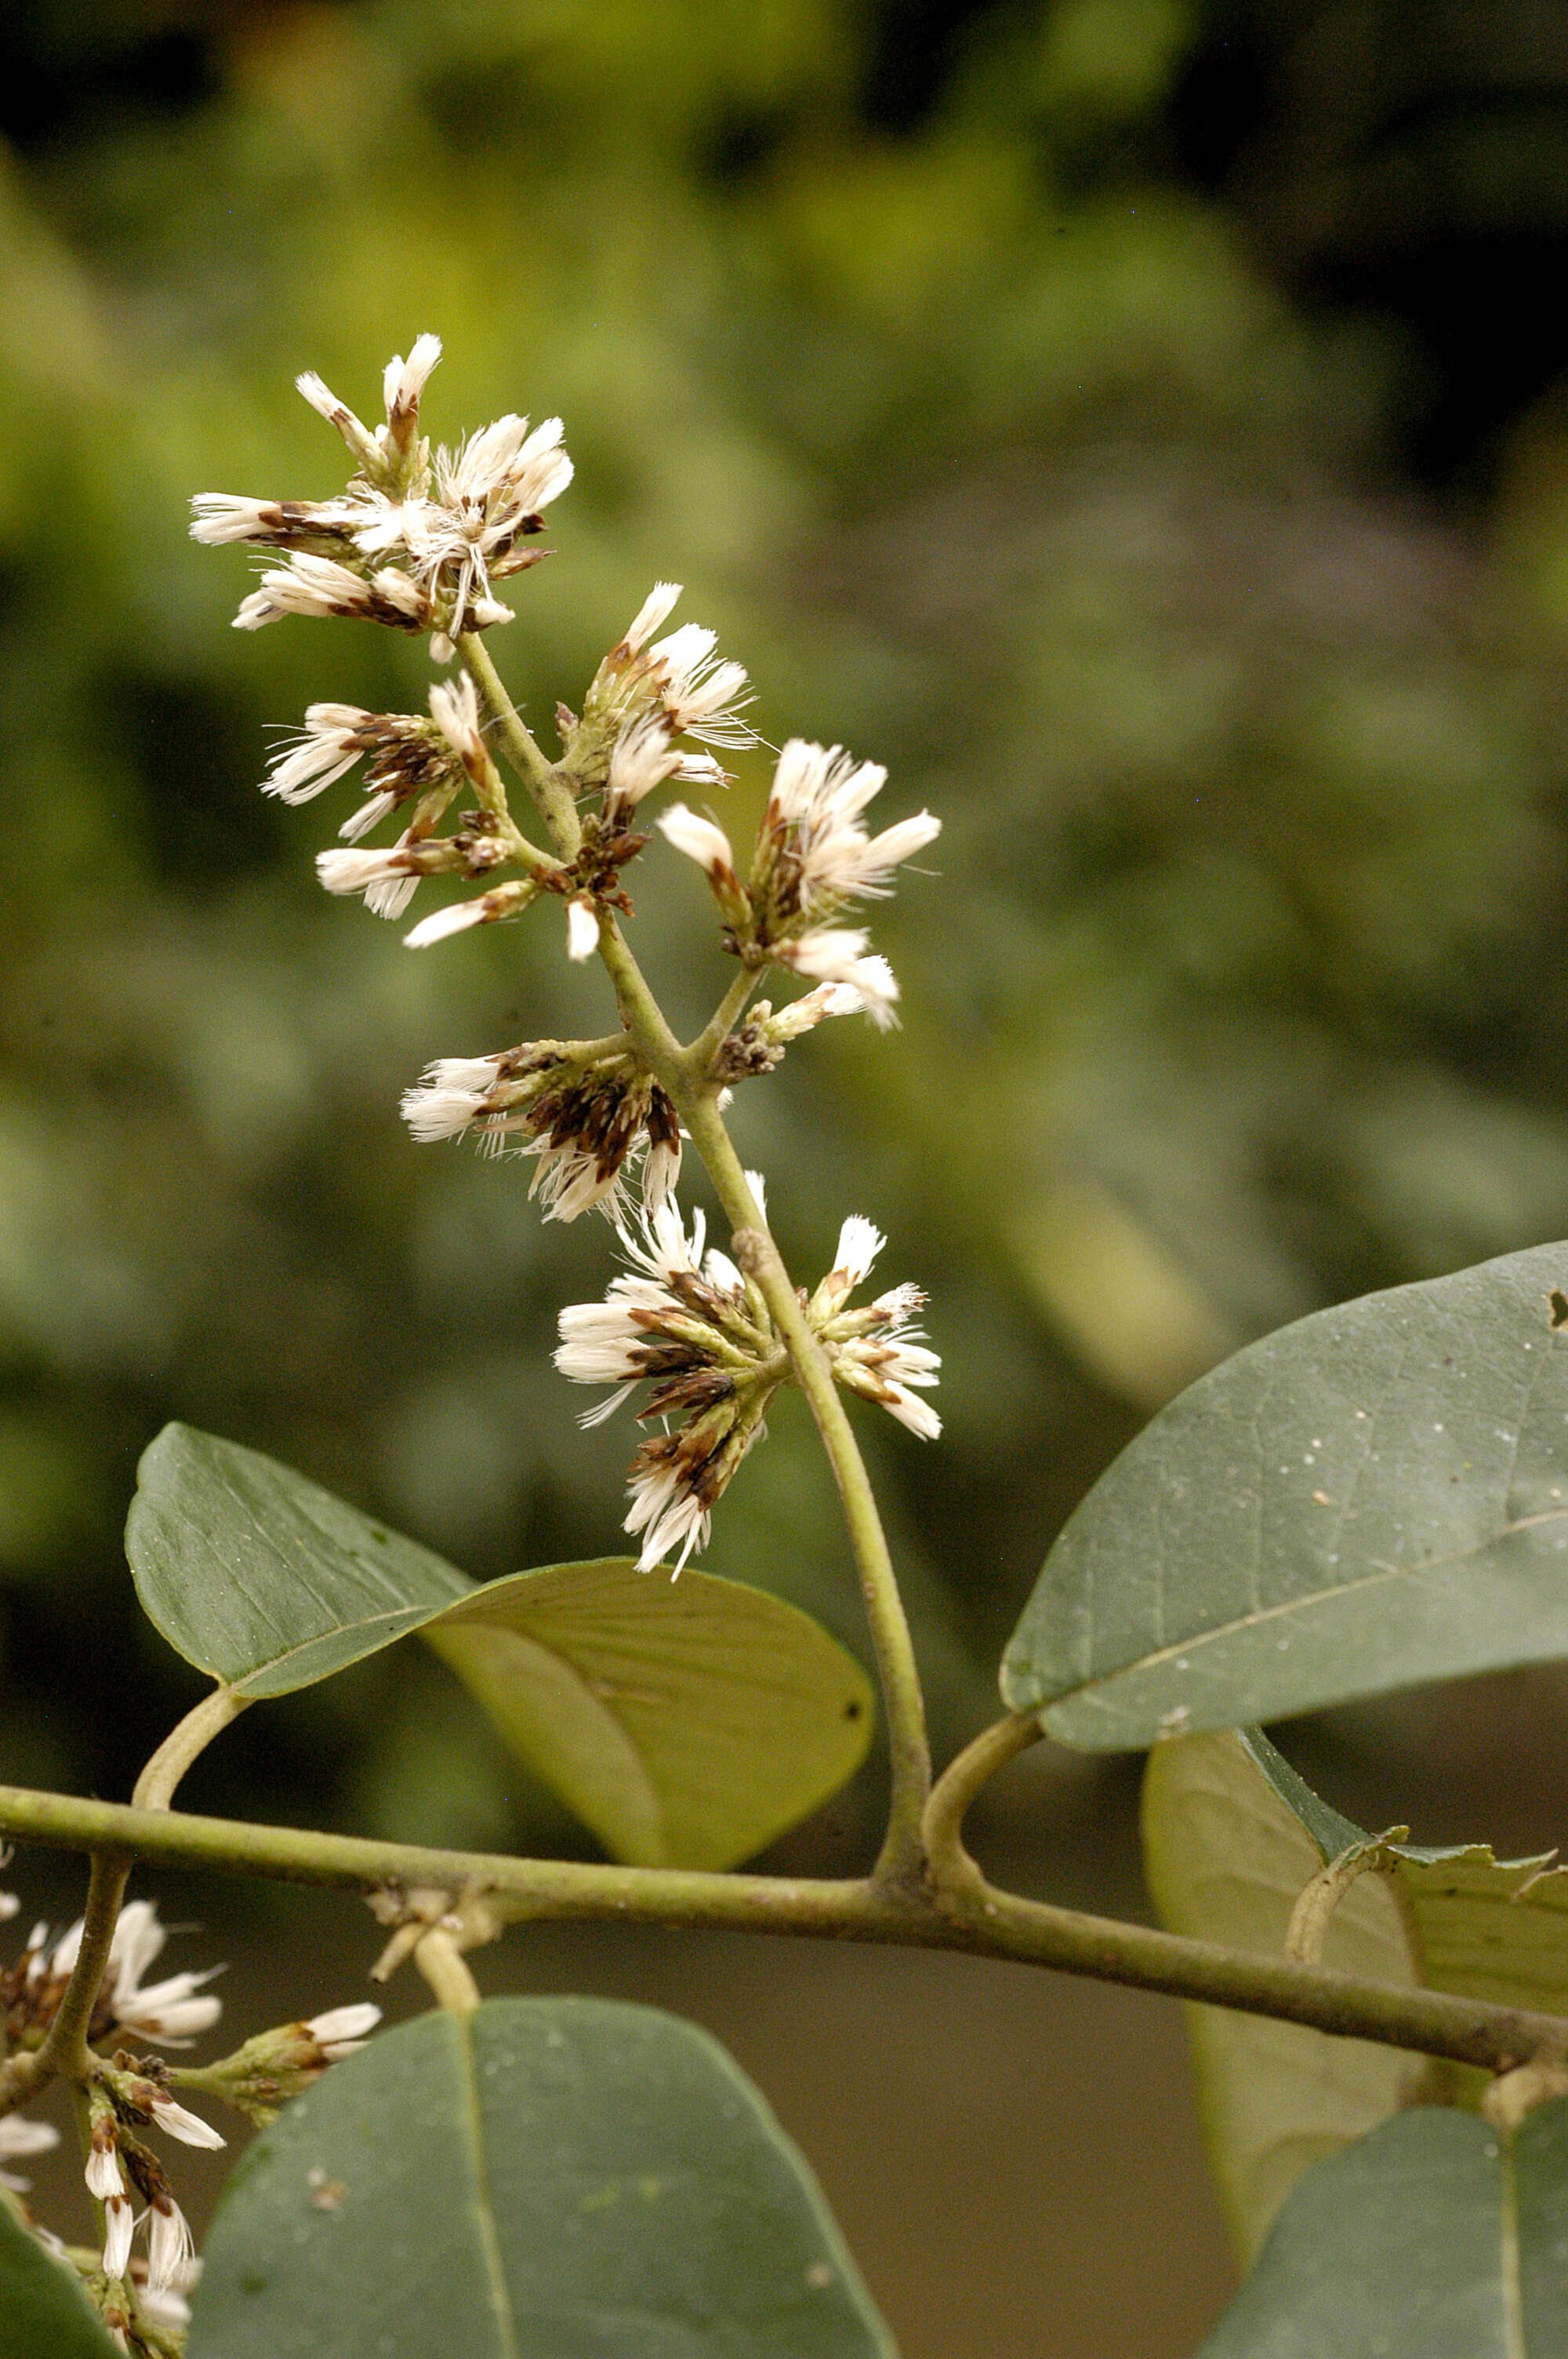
[188,1997,897,2359]
[426,1561,873,1870]
[1004,1242,1568,1749]
[1197,2102,1568,2357]
[127,1425,873,1870]
[1145,1728,1568,2260]
[0,2201,121,2358]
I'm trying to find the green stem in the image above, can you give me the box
[34,1850,132,2083]
[133,1686,251,1813]
[457,631,581,856]
[683,1089,931,1887]
[0,1779,1561,2074]
[684,968,762,1075]
[416,1928,481,2012]
[587,915,931,1885]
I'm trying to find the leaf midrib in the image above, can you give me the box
[453,2009,519,2359]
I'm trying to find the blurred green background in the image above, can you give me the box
[7,2,1568,2349]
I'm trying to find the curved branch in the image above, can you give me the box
[0,1780,1563,2077]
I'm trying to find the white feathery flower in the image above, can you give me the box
[147,2094,225,2150]
[556,1199,780,1572]
[400,1056,506,1141]
[382,333,443,427]
[810,1226,942,1442]
[657,803,737,876]
[147,2199,196,2294]
[102,2191,135,2281]
[0,1893,18,1921]
[833,1215,884,1291]
[767,981,867,1039]
[403,897,492,947]
[305,2001,382,2059]
[647,622,757,748]
[622,581,683,654]
[775,930,900,1025]
[85,2141,125,2201]
[0,2113,58,2191]
[566,896,601,961]
[766,739,940,909]
[103,1899,223,2045]
[264,704,378,802]
[316,845,412,900]
[234,553,429,634]
[624,1464,713,1578]
[670,750,730,789]
[604,714,683,819]
[190,495,299,546]
[234,552,365,628]
[428,671,485,768]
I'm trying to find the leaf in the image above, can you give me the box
[426,1561,873,1871]
[1145,1727,1568,2259]
[127,1425,873,1867]
[0,2200,120,2359]
[126,1424,473,1699]
[1001,1241,1568,1748]
[187,1996,897,2359]
[1196,2100,1568,2357]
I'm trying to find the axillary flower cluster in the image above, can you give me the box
[194,336,942,1573]
[0,1886,376,2353]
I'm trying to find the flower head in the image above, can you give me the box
[809,1218,942,1439]
[194,340,569,657]
[401,1042,682,1219]
[556,1194,782,1572]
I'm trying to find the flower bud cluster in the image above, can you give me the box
[0,1884,379,2340]
[193,335,569,660]
[556,1195,940,1572]
[176,2004,381,2127]
[658,739,939,1024]
[401,1040,682,1220]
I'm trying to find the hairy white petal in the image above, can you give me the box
[566,897,601,961]
[657,804,735,873]
[623,581,682,652]
[403,899,488,947]
[149,2095,226,2150]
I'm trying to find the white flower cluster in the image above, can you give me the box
[658,738,940,1023]
[401,1043,684,1221]
[193,335,570,660]
[0,1890,380,2327]
[557,1192,939,1572]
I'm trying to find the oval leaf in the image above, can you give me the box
[188,1997,896,2359]
[0,2201,120,2359]
[126,1424,473,1698]
[427,1561,873,1870]
[127,1426,873,1867]
[1198,2101,1568,2357]
[1003,1242,1568,1747]
[1144,1729,1432,2262]
[1146,1728,1568,2260]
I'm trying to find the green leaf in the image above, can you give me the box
[127,1425,873,1867]
[1144,1727,1568,2259]
[126,1424,473,1699]
[426,1561,873,1871]
[1196,2101,1568,2357]
[187,1997,896,2359]
[0,2199,119,2359]
[1002,1241,1568,1747]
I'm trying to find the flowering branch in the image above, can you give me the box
[0,1777,1564,2077]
